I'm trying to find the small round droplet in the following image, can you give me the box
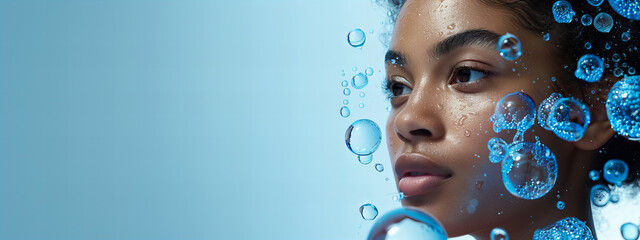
[352,73,369,89]
[359,92,365,98]
[548,97,591,142]
[365,67,374,76]
[610,194,620,203]
[584,42,592,49]
[348,29,366,47]
[341,80,348,87]
[359,154,373,165]
[490,92,536,133]
[581,14,593,26]
[594,12,614,33]
[603,159,629,184]
[614,67,624,77]
[589,170,600,181]
[343,88,351,96]
[543,33,550,41]
[606,42,612,50]
[359,203,378,220]
[340,106,351,118]
[575,54,604,83]
[367,207,447,240]
[607,76,640,140]
[552,1,575,23]
[488,137,508,163]
[609,0,640,20]
[491,228,509,240]
[613,53,622,62]
[359,103,365,108]
[497,33,522,61]
[375,163,384,172]
[345,119,382,156]
[587,0,604,6]
[591,184,610,207]
[538,93,563,131]
[556,200,565,210]
[502,141,558,200]
[621,222,640,240]
[622,32,632,42]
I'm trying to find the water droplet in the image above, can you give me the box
[353,66,358,71]
[457,115,468,126]
[348,29,366,47]
[587,0,603,6]
[341,80,348,87]
[490,92,536,133]
[584,42,592,49]
[552,1,575,23]
[589,170,600,181]
[606,76,640,140]
[609,0,640,20]
[501,141,558,200]
[610,193,620,203]
[340,106,351,118]
[491,228,509,240]
[343,99,349,105]
[365,67,374,76]
[359,154,373,164]
[344,88,351,96]
[543,33,550,41]
[465,130,471,137]
[488,137,508,163]
[622,32,632,42]
[591,184,610,207]
[359,203,378,220]
[447,23,456,30]
[385,177,389,181]
[359,103,365,108]
[466,199,478,214]
[556,200,565,210]
[345,119,382,156]
[497,33,522,61]
[614,67,624,77]
[575,54,604,83]
[594,12,614,33]
[533,217,595,240]
[629,67,636,75]
[367,207,447,240]
[603,159,629,184]
[538,93,563,131]
[375,163,384,172]
[386,105,392,112]
[621,222,640,240]
[613,53,622,62]
[606,42,612,50]
[581,14,593,26]
[352,73,369,89]
[360,92,366,98]
[475,181,484,190]
[548,97,591,142]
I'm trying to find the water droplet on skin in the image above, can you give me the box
[556,201,565,210]
[490,92,536,133]
[467,199,479,214]
[581,14,593,26]
[348,29,366,47]
[594,12,614,33]
[367,208,447,240]
[447,23,456,30]
[344,88,351,96]
[475,181,484,190]
[538,93,563,130]
[345,119,382,156]
[533,217,595,240]
[575,54,604,82]
[491,228,509,240]
[543,33,550,41]
[465,130,471,137]
[591,184,610,207]
[340,106,351,118]
[607,76,640,140]
[375,163,384,172]
[621,222,640,240]
[359,203,378,220]
[552,1,575,23]
[589,170,600,181]
[352,73,369,89]
[488,137,508,163]
[497,33,522,61]
[548,97,591,142]
[603,159,629,184]
[457,115,468,126]
[622,32,632,42]
[609,0,640,20]
[587,0,603,6]
[501,141,558,199]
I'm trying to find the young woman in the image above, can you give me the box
[380,0,639,239]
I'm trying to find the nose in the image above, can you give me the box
[393,96,445,143]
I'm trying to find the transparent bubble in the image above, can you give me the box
[359,154,373,165]
[581,14,593,26]
[609,0,640,20]
[341,106,351,118]
[621,222,640,240]
[615,67,624,77]
[591,184,610,207]
[589,170,600,181]
[375,163,384,172]
[533,217,594,240]
[557,200,565,210]
[359,103,365,108]
[367,207,447,240]
[348,28,366,47]
[497,33,522,61]
[630,67,636,75]
[538,93,563,131]
[622,32,632,42]
[488,137,508,163]
[543,33,550,41]
[344,99,349,105]
[548,97,591,142]
[575,54,604,83]
[501,141,558,200]
[613,53,621,62]
[352,73,369,89]
[344,88,351,96]
[360,203,379,220]
[341,80,348,87]
[594,12,614,33]
[606,76,640,140]
[345,119,382,156]
[588,0,604,6]
[491,228,509,240]
[490,92,536,133]
[584,42,592,49]
[552,1,576,23]
[365,67,374,76]
[606,42,612,50]
[610,193,620,203]
[603,159,629,184]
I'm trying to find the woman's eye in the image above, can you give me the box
[452,67,488,84]
[391,82,411,97]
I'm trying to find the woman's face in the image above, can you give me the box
[385,0,586,237]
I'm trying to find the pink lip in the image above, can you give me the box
[395,153,452,197]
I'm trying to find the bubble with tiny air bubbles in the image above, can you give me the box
[609,0,640,20]
[367,207,447,240]
[491,228,508,240]
[340,106,351,118]
[501,141,558,200]
[552,1,575,23]
[606,76,640,140]
[490,92,536,133]
[622,32,632,42]
[352,73,369,89]
[497,33,522,61]
[621,222,640,240]
[375,163,384,172]
[488,137,508,163]
[603,159,629,184]
[533,217,595,240]
[359,203,378,220]
[575,54,604,83]
[557,200,565,210]
[548,97,591,142]
[594,12,614,33]
[365,67,374,76]
[538,93,563,131]
[348,28,366,47]
[345,119,382,156]
[359,154,373,165]
[591,184,610,207]
[589,170,600,181]
[343,88,351,96]
[341,80,348,87]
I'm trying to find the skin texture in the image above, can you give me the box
[384,0,614,239]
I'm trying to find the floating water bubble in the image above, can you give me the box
[591,184,610,207]
[553,1,576,23]
[610,193,620,203]
[360,203,379,220]
[615,67,624,77]
[344,88,351,96]
[343,99,349,105]
[621,222,640,240]
[501,141,558,200]
[341,80,348,87]
[557,200,565,210]
[367,207,448,240]
[607,76,640,140]
[622,32,632,42]
[543,33,550,41]
[575,54,604,83]
[609,0,640,20]
[548,97,591,142]
[603,159,629,184]
[341,106,351,118]
[585,42,592,49]
[488,137,508,163]
[346,119,382,156]
[360,92,366,98]
[613,53,621,62]
[589,170,600,181]
[606,42,612,50]
[533,217,594,240]
[359,154,373,164]
[538,93,563,131]
[629,67,636,75]
[588,0,604,6]
[497,33,522,61]
[375,163,384,172]
[581,14,593,26]
[365,67,374,76]
[491,228,509,240]
[490,92,536,133]
[359,103,365,108]
[348,28,366,47]
[352,73,369,89]
[353,66,358,71]
[594,12,614,33]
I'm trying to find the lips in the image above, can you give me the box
[395,153,452,197]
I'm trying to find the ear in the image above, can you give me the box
[575,75,618,150]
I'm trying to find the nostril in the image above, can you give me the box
[409,129,432,137]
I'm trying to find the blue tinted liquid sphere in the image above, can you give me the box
[594,12,614,32]
[345,119,382,156]
[491,228,509,240]
[622,32,632,41]
[340,106,351,118]
[584,42,592,49]
[375,163,384,172]
[610,193,620,203]
[543,33,550,41]
[609,0,640,20]
[352,73,369,89]
[488,137,508,163]
[367,207,447,240]
[497,33,522,61]
[621,222,640,240]
[589,170,600,181]
[501,141,558,200]
[344,88,351,96]
[606,76,640,140]
[360,203,379,220]
[533,217,595,240]
[348,28,366,47]
[548,97,591,142]
[575,54,604,83]
[491,92,536,133]
[591,184,610,207]
[556,201,566,210]
[538,93,563,131]
[581,14,593,26]
[589,0,605,6]
[603,159,629,184]
[359,154,373,165]
[553,1,576,23]
[365,67,374,76]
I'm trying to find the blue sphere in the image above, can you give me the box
[609,0,640,20]
[368,207,447,240]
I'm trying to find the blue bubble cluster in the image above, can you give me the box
[490,92,536,133]
[575,54,604,83]
[609,0,640,20]
[347,28,366,47]
[533,217,594,240]
[345,119,381,156]
[581,14,593,26]
[497,33,522,61]
[502,141,558,200]
[368,207,447,240]
[490,228,509,240]
[603,159,629,184]
[553,1,576,23]
[621,222,640,240]
[607,76,640,140]
[548,97,591,142]
[591,184,610,207]
[488,137,508,163]
[594,12,614,33]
